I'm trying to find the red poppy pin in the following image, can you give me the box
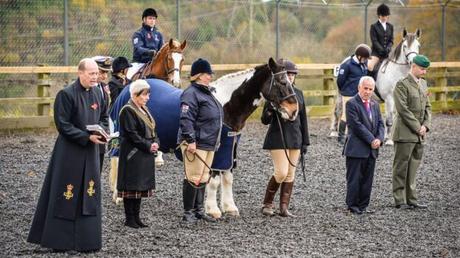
[91,103,98,110]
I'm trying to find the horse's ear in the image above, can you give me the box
[415,28,421,38]
[180,40,187,50]
[403,28,407,38]
[268,57,277,71]
[168,38,174,48]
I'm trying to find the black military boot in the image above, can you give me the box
[133,199,148,228]
[182,179,198,223]
[123,198,139,228]
[194,183,217,223]
[338,120,347,146]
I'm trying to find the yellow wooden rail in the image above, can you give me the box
[1,62,459,130]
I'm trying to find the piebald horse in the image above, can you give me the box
[129,38,186,87]
[110,58,299,218]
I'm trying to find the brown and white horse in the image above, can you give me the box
[129,39,186,87]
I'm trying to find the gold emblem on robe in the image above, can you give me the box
[87,180,95,197]
[63,184,74,200]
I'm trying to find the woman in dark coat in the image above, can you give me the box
[117,79,159,228]
[261,59,310,218]
[178,58,223,224]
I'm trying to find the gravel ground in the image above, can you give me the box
[0,114,459,257]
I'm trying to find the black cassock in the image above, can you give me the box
[28,79,108,252]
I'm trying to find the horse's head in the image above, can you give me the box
[155,38,186,87]
[394,28,421,64]
[260,57,299,121]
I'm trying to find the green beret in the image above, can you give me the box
[413,55,430,68]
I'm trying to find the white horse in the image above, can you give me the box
[376,28,421,145]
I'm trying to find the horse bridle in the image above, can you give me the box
[162,51,182,79]
[266,70,296,102]
[388,51,418,66]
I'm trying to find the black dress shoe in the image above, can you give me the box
[408,203,428,209]
[361,208,375,214]
[348,207,363,215]
[395,204,411,209]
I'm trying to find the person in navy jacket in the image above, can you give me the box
[343,76,384,215]
[132,8,163,63]
[178,58,223,224]
[336,44,371,145]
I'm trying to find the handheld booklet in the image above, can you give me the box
[86,124,110,142]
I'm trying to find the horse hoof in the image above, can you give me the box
[207,212,222,219]
[224,210,240,218]
[329,131,338,138]
[115,198,123,206]
[155,161,164,167]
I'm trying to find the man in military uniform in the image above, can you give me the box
[28,58,108,252]
[93,56,112,173]
[392,55,431,210]
[128,8,164,79]
[368,3,394,74]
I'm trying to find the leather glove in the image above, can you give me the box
[147,49,157,56]
[301,145,308,155]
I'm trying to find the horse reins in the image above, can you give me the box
[177,141,212,188]
[273,105,298,168]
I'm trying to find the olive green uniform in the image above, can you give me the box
[391,74,431,206]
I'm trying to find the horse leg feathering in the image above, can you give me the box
[220,171,239,217]
[205,173,222,219]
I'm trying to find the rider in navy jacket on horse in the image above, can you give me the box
[261,59,310,218]
[336,44,371,145]
[129,8,164,78]
[178,58,223,224]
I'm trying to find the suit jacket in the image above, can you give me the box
[370,21,394,58]
[392,74,432,143]
[343,94,385,159]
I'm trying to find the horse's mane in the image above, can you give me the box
[213,68,255,85]
[389,33,417,61]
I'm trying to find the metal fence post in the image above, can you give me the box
[37,65,51,116]
[275,0,280,60]
[176,0,180,40]
[64,0,69,65]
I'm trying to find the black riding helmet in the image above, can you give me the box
[142,8,158,19]
[355,44,371,58]
[112,57,132,73]
[377,3,390,16]
[278,58,298,74]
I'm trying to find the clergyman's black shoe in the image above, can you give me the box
[395,204,411,209]
[348,207,363,215]
[408,203,428,209]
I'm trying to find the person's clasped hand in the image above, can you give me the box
[150,142,159,153]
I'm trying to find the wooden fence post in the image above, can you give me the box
[323,68,335,106]
[435,66,448,110]
[37,64,51,116]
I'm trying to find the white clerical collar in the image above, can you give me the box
[379,20,387,30]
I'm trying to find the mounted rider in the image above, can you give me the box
[368,3,394,77]
[128,8,164,79]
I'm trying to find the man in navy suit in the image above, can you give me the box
[343,76,385,215]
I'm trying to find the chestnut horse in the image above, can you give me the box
[130,39,186,87]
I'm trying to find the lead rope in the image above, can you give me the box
[177,142,212,189]
[272,106,297,168]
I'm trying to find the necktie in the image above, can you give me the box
[364,100,372,120]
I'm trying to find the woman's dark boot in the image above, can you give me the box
[338,120,347,145]
[279,181,296,217]
[123,198,139,228]
[133,199,148,228]
[262,176,281,216]
[182,179,198,223]
[194,183,217,222]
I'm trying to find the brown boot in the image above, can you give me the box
[279,181,296,217]
[262,176,281,216]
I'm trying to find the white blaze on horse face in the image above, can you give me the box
[211,69,255,106]
[171,52,182,86]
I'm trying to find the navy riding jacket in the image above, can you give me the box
[132,24,164,63]
[337,55,368,97]
[178,82,223,151]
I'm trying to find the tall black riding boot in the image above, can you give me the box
[195,183,217,222]
[133,199,148,228]
[123,198,139,228]
[338,120,347,145]
[182,179,198,223]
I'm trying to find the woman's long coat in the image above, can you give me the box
[117,102,158,192]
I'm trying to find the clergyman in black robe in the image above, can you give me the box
[27,58,108,252]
